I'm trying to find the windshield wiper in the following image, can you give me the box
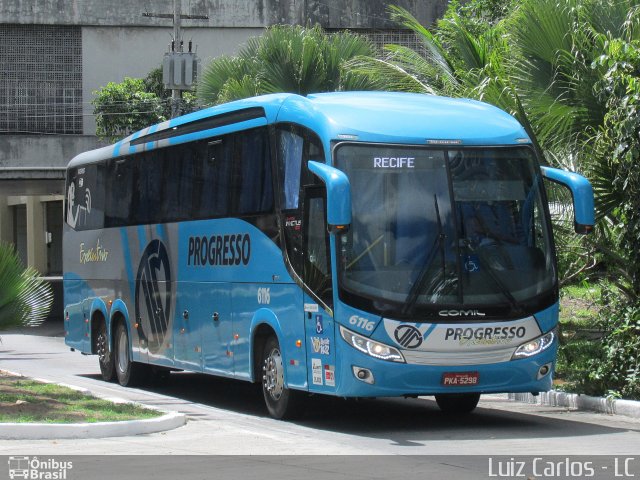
[401,195,446,316]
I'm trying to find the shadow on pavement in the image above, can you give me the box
[79,369,640,444]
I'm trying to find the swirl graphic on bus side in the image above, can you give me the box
[135,239,172,354]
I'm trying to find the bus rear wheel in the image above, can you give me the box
[435,393,480,414]
[114,322,147,387]
[96,321,115,382]
[261,335,301,419]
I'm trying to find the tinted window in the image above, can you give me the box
[65,164,105,230]
[236,128,273,214]
[104,159,134,227]
[68,126,274,230]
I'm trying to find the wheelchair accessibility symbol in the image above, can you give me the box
[464,258,479,272]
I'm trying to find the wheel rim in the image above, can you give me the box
[97,330,108,363]
[117,328,129,374]
[263,347,284,401]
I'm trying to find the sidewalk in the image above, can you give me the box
[509,391,640,418]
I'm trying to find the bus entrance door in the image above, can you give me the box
[302,188,336,391]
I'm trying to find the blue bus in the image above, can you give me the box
[64,91,594,418]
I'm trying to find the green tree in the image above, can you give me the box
[0,243,52,331]
[93,77,166,143]
[93,68,198,142]
[197,24,376,106]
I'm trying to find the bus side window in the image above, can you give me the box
[105,158,134,227]
[65,164,105,230]
[235,128,273,215]
[278,129,304,210]
[133,151,162,225]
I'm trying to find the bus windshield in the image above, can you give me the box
[334,144,556,320]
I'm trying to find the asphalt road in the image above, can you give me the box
[1,323,639,470]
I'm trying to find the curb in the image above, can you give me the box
[0,411,186,440]
[0,370,187,440]
[508,390,640,419]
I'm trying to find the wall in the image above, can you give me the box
[1,0,446,28]
[0,135,104,171]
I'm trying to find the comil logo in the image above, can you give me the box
[394,325,423,349]
[135,239,172,354]
[8,457,73,480]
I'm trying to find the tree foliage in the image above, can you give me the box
[0,243,52,331]
[93,77,166,143]
[197,24,376,105]
[93,68,197,142]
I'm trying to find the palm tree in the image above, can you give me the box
[345,5,542,154]
[350,1,640,172]
[0,243,53,331]
[197,24,376,106]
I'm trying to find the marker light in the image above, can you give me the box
[512,329,556,360]
[340,326,405,363]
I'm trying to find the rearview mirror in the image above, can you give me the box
[541,166,595,234]
[307,161,351,232]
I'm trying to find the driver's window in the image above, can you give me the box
[276,124,324,277]
[304,189,333,309]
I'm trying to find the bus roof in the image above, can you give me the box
[69,92,529,168]
[281,91,529,146]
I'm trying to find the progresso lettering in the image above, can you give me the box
[444,326,526,341]
[188,234,251,266]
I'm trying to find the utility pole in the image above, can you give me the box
[142,1,208,118]
[172,0,182,119]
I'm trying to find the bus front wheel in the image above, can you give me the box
[435,393,480,414]
[114,322,146,387]
[261,335,301,419]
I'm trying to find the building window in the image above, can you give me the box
[0,25,82,134]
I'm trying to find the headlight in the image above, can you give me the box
[512,329,556,360]
[340,326,405,363]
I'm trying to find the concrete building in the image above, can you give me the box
[0,0,448,318]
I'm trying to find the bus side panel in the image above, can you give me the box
[200,282,233,377]
[173,282,204,372]
[234,284,305,387]
[64,225,126,354]
[63,272,90,352]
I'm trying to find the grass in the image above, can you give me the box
[0,373,161,423]
[559,282,602,328]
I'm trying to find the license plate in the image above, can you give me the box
[441,371,479,386]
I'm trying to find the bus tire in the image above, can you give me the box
[435,393,480,414]
[96,321,116,382]
[261,335,302,419]
[114,322,146,387]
